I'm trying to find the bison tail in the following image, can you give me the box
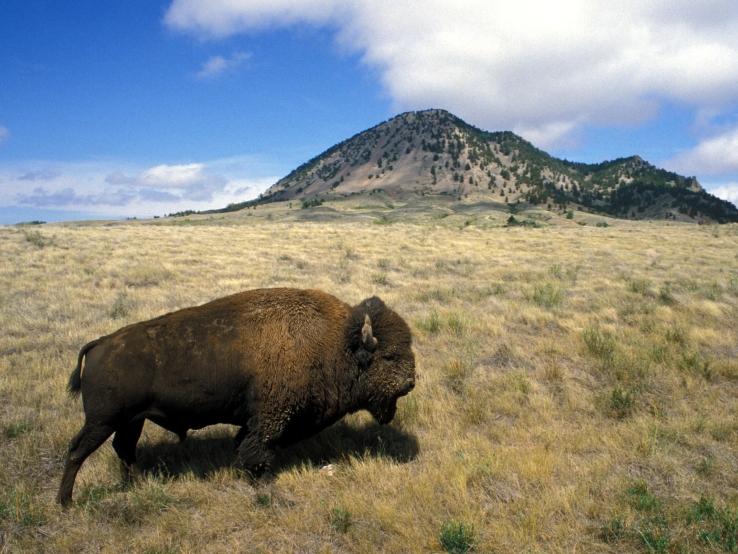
[68,339,100,396]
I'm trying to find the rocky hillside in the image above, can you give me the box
[255,109,737,223]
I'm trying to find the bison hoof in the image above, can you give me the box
[120,462,142,486]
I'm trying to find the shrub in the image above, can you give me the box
[301,197,324,209]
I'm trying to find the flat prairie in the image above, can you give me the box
[1,210,737,553]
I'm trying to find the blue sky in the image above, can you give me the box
[2,1,738,223]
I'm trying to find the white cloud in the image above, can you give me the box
[165,0,738,148]
[667,126,738,175]
[0,126,9,145]
[707,183,738,206]
[195,51,250,79]
[1,157,279,218]
[139,163,208,187]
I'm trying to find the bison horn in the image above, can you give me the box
[361,314,378,351]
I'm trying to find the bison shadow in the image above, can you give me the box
[135,421,419,480]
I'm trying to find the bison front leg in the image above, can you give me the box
[235,429,275,478]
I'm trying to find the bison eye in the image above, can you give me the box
[382,352,398,362]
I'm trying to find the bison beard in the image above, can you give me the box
[57,288,415,506]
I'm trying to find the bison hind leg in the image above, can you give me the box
[57,422,115,506]
[112,419,144,483]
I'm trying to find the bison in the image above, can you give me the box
[57,288,415,506]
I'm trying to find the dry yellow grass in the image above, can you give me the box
[1,213,737,553]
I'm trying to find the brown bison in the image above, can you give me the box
[57,288,415,506]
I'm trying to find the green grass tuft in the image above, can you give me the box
[439,520,475,553]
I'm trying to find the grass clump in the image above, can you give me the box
[600,518,625,543]
[0,486,45,529]
[255,493,271,507]
[679,350,712,381]
[447,312,466,336]
[77,484,118,512]
[609,386,636,419]
[415,311,466,336]
[416,310,441,334]
[371,272,390,286]
[329,506,351,533]
[627,481,660,512]
[603,491,738,552]
[664,325,686,345]
[119,480,175,525]
[627,278,651,295]
[696,454,715,477]
[531,281,565,308]
[443,356,474,393]
[658,285,675,305]
[634,517,671,553]
[688,497,738,552]
[439,520,475,553]
[3,420,33,439]
[110,292,131,319]
[22,229,54,248]
[123,264,173,287]
[582,326,616,363]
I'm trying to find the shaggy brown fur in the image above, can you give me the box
[56,288,415,506]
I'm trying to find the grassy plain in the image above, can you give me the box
[1,203,737,552]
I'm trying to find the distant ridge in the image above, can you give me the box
[227,109,738,223]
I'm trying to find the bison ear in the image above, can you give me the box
[361,314,378,352]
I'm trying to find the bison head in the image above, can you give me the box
[347,296,416,425]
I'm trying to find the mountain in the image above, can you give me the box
[248,109,738,223]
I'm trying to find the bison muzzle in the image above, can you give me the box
[57,288,416,506]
